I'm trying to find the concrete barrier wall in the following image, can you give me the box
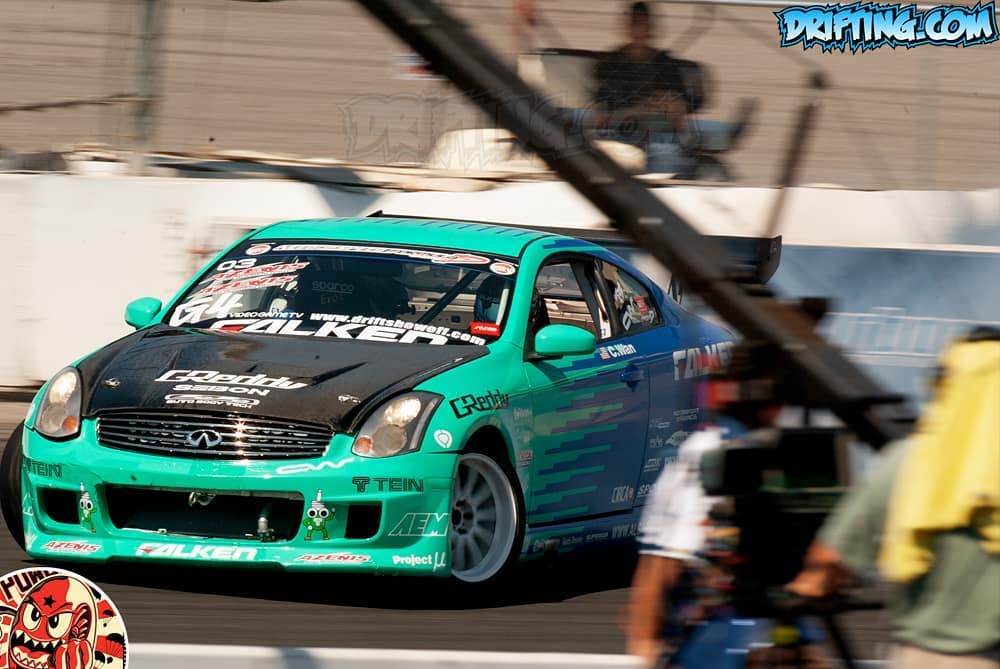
[1,174,997,387]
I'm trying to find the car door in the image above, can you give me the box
[591,259,690,508]
[521,255,650,525]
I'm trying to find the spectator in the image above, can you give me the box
[788,329,1000,668]
[626,343,783,668]
[592,2,689,143]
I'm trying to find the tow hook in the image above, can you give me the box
[257,503,276,542]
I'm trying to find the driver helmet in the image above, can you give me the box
[474,276,507,323]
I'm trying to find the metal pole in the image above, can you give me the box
[357,0,911,448]
[130,0,164,176]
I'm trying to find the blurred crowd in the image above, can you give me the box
[625,328,999,668]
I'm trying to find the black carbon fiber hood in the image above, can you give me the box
[76,325,484,430]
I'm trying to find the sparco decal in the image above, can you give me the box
[672,341,734,380]
[135,543,258,560]
[209,314,487,346]
[449,389,509,418]
[388,512,448,537]
[351,477,424,493]
[295,553,372,563]
[155,369,308,390]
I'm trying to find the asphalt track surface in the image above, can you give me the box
[0,401,892,655]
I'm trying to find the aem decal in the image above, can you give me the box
[388,512,448,537]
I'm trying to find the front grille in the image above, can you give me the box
[96,410,331,459]
[106,486,304,540]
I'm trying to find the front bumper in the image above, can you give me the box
[20,421,455,575]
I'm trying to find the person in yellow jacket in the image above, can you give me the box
[788,328,1000,668]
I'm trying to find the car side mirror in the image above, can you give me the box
[534,324,597,358]
[125,297,163,329]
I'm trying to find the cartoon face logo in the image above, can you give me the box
[6,575,97,669]
[78,486,96,534]
[301,491,332,541]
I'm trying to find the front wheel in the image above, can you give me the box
[0,423,26,550]
[450,452,522,584]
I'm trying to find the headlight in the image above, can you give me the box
[352,392,441,458]
[35,367,83,439]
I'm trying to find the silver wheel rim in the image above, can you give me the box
[450,453,518,583]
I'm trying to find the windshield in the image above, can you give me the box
[167,240,518,346]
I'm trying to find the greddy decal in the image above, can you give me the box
[155,370,308,390]
[135,544,258,560]
[449,389,509,418]
[210,314,488,346]
[0,567,129,669]
[270,243,492,267]
[164,394,260,409]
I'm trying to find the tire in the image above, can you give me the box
[0,423,26,550]
[450,451,524,585]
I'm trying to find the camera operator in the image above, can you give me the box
[626,344,783,668]
[788,329,1000,668]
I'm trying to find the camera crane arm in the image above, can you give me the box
[357,0,910,448]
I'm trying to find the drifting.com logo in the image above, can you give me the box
[776,2,998,50]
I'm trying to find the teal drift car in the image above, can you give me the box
[1,217,735,584]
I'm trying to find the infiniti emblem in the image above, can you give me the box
[185,429,223,449]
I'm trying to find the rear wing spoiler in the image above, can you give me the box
[566,228,782,285]
[366,212,782,285]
